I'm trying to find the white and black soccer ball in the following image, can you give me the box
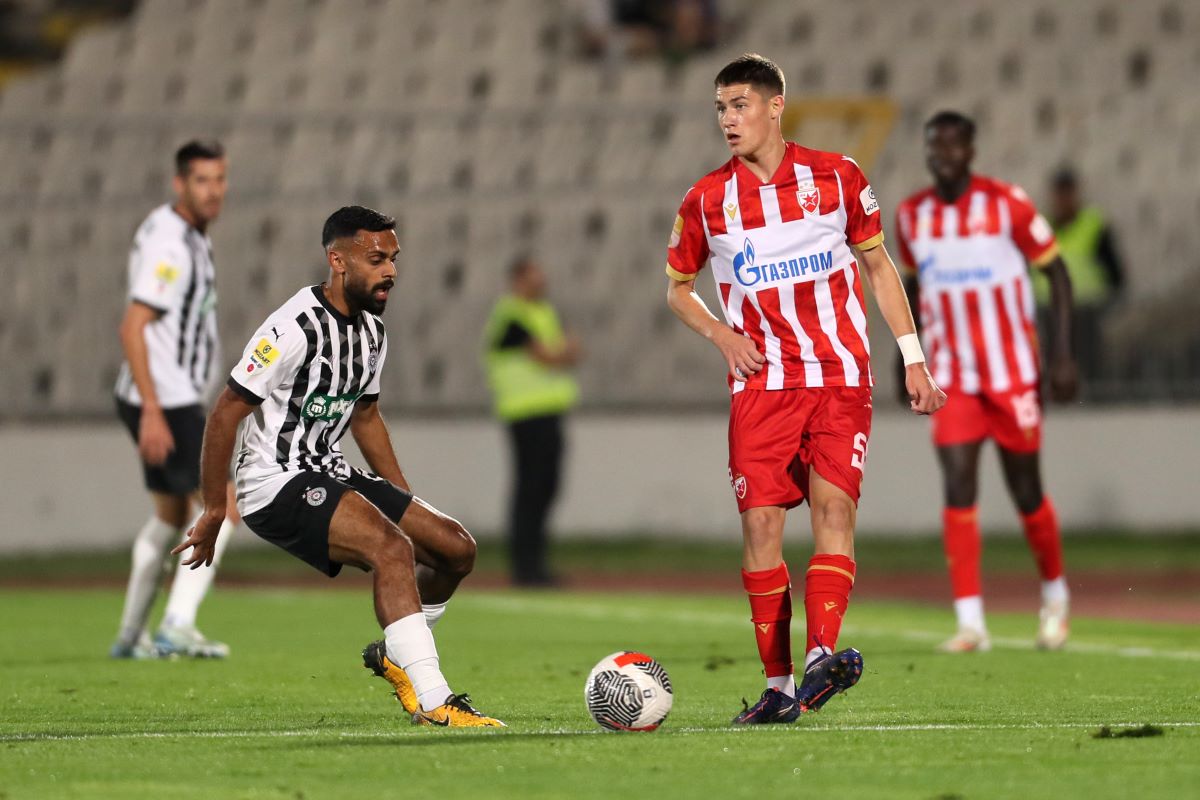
[584,651,673,731]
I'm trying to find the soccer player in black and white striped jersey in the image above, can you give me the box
[173,206,504,727]
[112,141,238,660]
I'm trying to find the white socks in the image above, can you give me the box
[115,516,179,646]
[422,601,447,629]
[767,674,796,697]
[1041,576,1069,606]
[954,595,987,632]
[804,646,831,670]
[384,613,451,712]
[162,517,236,630]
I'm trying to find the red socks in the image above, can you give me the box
[1021,498,1064,581]
[742,563,793,679]
[943,506,982,599]
[804,554,855,654]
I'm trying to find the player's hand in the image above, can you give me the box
[172,510,223,570]
[1047,356,1079,403]
[713,326,765,382]
[905,363,946,415]
[138,406,175,466]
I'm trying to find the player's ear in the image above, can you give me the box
[171,172,185,198]
[770,95,784,120]
[326,246,345,274]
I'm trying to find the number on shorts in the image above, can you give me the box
[1011,390,1041,430]
[850,432,868,471]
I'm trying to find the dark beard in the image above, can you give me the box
[345,276,390,315]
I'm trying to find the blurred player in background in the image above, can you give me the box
[895,111,1078,652]
[111,140,237,659]
[665,53,945,724]
[174,206,504,727]
[483,256,581,587]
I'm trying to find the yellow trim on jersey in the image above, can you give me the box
[1030,242,1061,269]
[807,564,855,583]
[665,264,696,282]
[851,232,885,251]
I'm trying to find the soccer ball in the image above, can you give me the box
[584,651,673,731]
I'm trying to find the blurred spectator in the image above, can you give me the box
[573,0,718,63]
[483,257,582,587]
[1033,167,1126,388]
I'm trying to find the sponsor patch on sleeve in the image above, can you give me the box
[154,263,179,288]
[668,214,684,248]
[860,186,880,216]
[1029,213,1054,244]
[244,337,280,374]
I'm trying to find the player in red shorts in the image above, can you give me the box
[665,54,945,724]
[895,111,1078,653]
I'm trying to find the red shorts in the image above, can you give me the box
[932,385,1042,453]
[727,387,873,513]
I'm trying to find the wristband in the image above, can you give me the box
[897,333,926,366]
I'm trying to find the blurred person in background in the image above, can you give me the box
[111,140,237,659]
[1033,167,1126,390]
[483,256,581,587]
[895,112,1078,654]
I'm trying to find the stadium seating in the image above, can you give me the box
[0,0,1196,416]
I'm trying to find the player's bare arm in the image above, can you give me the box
[350,400,411,492]
[666,276,765,382]
[895,274,922,405]
[1040,254,1079,402]
[172,386,255,568]
[855,242,946,415]
[118,301,174,465]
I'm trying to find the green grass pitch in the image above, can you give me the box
[2,585,1197,799]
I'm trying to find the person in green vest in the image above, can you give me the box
[1034,168,1126,388]
[483,256,581,586]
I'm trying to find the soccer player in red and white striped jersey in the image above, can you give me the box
[895,111,1078,653]
[666,54,945,723]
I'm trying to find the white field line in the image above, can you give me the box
[3,721,1198,743]
[464,595,1200,662]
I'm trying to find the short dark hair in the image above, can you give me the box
[924,110,976,142]
[715,53,785,98]
[321,205,396,248]
[175,139,225,176]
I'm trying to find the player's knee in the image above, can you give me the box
[374,526,415,572]
[813,497,855,536]
[441,518,476,577]
[1013,484,1044,515]
[944,473,978,507]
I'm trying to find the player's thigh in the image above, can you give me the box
[804,387,873,507]
[931,390,988,449]
[326,490,413,572]
[728,390,808,512]
[984,386,1042,453]
[347,470,474,572]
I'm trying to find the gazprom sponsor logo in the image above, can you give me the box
[731,237,835,287]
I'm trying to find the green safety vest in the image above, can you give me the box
[483,295,579,422]
[1033,207,1111,306]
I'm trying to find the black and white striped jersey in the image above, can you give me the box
[115,204,221,408]
[227,285,387,514]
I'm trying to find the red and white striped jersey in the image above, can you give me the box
[895,175,1060,393]
[666,142,884,392]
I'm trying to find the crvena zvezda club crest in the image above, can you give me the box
[797,180,820,215]
[732,473,747,499]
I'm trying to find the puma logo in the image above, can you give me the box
[824,601,838,612]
